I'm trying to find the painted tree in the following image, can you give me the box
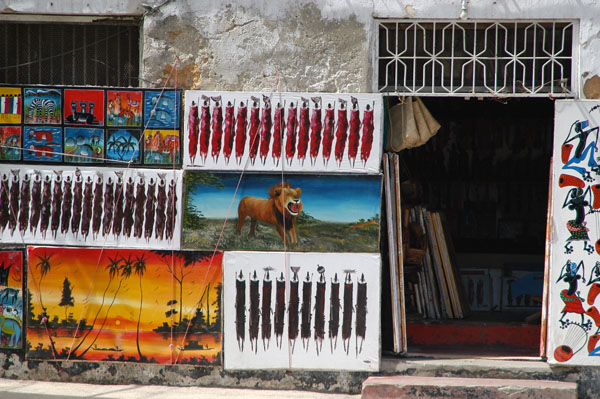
[70,254,121,357]
[134,253,148,360]
[58,277,75,322]
[211,282,222,332]
[33,252,58,358]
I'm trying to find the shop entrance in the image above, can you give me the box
[382,97,554,357]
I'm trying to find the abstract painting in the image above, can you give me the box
[107,90,143,127]
[106,129,141,164]
[64,127,104,164]
[24,88,61,125]
[64,89,104,126]
[0,249,24,349]
[223,251,380,371]
[0,126,21,161]
[144,90,180,129]
[0,87,22,124]
[0,165,182,249]
[23,126,62,162]
[549,100,600,365]
[27,247,222,364]
[182,171,382,252]
[144,129,180,165]
[183,91,382,174]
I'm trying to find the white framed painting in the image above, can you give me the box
[0,165,182,249]
[183,91,383,174]
[222,251,380,371]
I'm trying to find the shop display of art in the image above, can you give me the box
[106,129,141,164]
[182,171,382,252]
[0,250,24,350]
[0,165,182,249]
[23,126,62,162]
[27,247,222,364]
[0,88,22,124]
[0,126,21,161]
[183,91,382,174]
[64,89,104,126]
[144,129,180,165]
[106,90,143,127]
[222,251,380,371]
[144,90,180,129]
[548,100,600,365]
[23,88,61,125]
[64,128,104,163]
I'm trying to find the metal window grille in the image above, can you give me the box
[0,22,140,87]
[377,20,576,97]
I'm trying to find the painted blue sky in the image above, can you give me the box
[187,172,382,223]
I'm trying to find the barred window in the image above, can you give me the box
[377,21,576,97]
[0,21,140,87]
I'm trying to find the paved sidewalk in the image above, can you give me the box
[0,378,360,399]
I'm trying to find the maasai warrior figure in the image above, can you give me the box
[557,259,586,326]
[563,187,595,254]
[562,120,600,181]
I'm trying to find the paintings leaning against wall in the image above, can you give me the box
[23,87,61,125]
[183,91,383,174]
[0,249,24,350]
[26,247,222,365]
[222,251,380,371]
[548,100,600,365]
[0,165,183,249]
[182,171,382,252]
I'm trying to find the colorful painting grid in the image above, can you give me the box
[144,129,180,165]
[26,247,222,364]
[0,249,24,350]
[106,129,141,164]
[0,126,21,161]
[107,90,143,127]
[23,88,61,125]
[0,88,22,124]
[64,127,104,164]
[23,126,62,162]
[64,89,105,126]
[144,90,180,129]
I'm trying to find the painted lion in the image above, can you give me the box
[236,182,303,245]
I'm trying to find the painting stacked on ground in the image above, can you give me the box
[0,86,181,166]
[549,100,600,365]
[26,247,222,365]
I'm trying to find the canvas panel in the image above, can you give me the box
[222,251,380,371]
[182,171,382,252]
[26,247,222,365]
[549,100,600,365]
[0,165,182,249]
[183,91,382,174]
[0,249,24,350]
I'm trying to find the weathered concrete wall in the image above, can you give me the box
[141,2,372,92]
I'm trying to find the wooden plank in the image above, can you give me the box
[540,157,553,359]
[391,153,407,351]
[438,212,469,318]
[434,212,463,318]
[383,153,403,353]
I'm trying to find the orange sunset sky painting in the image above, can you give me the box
[27,246,222,365]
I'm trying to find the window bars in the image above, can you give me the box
[0,22,140,87]
[377,21,576,97]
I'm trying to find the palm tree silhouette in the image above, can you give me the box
[78,255,133,358]
[34,252,58,358]
[70,255,121,357]
[134,253,148,360]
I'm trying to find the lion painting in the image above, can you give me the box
[236,182,303,244]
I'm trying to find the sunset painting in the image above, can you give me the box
[26,247,222,365]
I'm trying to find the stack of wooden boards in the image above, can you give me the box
[404,207,469,320]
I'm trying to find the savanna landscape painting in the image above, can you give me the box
[183,172,382,252]
[26,247,222,365]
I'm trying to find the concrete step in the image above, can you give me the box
[362,376,577,399]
